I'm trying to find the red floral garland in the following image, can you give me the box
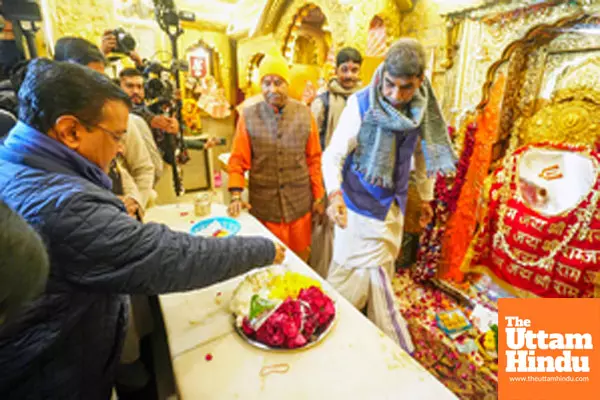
[436,124,476,214]
[412,123,477,282]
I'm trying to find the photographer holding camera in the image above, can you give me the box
[101,29,144,70]
[107,28,220,196]
[119,67,180,142]
[102,29,179,137]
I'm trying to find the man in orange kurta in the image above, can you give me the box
[227,55,325,261]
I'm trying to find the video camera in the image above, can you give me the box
[111,28,137,55]
[143,61,173,110]
[143,60,189,111]
[149,0,197,196]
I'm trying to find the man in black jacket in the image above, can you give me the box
[0,201,49,325]
[0,59,285,399]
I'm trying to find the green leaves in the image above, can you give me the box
[249,294,278,321]
[491,324,498,351]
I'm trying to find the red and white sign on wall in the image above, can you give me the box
[189,52,209,79]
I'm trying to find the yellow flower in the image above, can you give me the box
[268,271,321,301]
[484,330,496,351]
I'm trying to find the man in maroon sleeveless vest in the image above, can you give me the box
[228,54,325,261]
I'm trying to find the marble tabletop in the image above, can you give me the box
[145,202,457,400]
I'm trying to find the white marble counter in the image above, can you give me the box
[145,203,457,400]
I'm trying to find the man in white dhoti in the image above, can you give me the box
[322,38,456,353]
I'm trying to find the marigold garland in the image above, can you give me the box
[440,73,507,282]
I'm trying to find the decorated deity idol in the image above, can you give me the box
[463,88,600,298]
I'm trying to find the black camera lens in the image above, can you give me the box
[118,34,136,54]
[112,28,136,54]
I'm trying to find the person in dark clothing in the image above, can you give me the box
[53,36,108,73]
[119,68,179,136]
[119,67,218,157]
[0,77,18,121]
[0,59,285,399]
[119,67,181,166]
[0,27,26,80]
[0,201,49,325]
[0,59,30,136]
[0,22,27,132]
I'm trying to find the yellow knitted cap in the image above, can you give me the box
[258,54,290,84]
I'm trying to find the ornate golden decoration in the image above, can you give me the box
[548,26,600,54]
[254,0,292,37]
[554,56,600,94]
[47,0,113,45]
[279,4,330,64]
[237,34,280,94]
[494,47,527,161]
[467,12,600,164]
[181,20,227,33]
[366,8,402,50]
[519,87,600,147]
[518,46,547,117]
[451,3,585,116]
[440,19,461,69]
[270,0,400,59]
[536,51,598,107]
[274,0,351,54]
[398,0,445,47]
[243,53,265,95]
[477,12,588,112]
[394,0,413,11]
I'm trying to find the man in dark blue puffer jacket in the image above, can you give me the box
[0,59,285,399]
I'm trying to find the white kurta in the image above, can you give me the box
[129,113,163,184]
[120,115,156,211]
[321,93,435,353]
[322,94,435,267]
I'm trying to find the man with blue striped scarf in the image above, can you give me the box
[322,38,457,353]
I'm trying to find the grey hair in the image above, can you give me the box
[384,38,426,78]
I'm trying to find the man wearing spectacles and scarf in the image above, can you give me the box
[322,39,457,353]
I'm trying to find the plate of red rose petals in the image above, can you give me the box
[230,267,337,351]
